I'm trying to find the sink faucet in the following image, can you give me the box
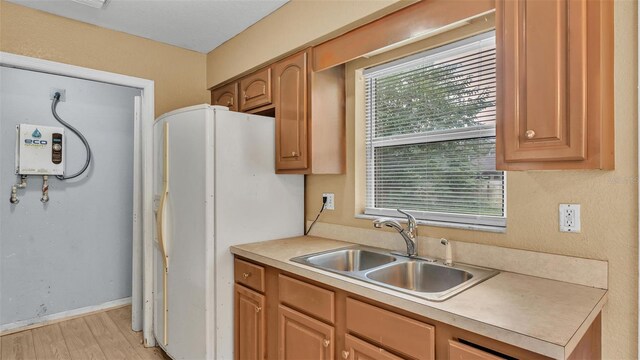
[372,209,417,257]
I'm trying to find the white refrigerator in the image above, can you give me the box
[153,104,303,359]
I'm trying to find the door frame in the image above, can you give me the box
[0,52,156,346]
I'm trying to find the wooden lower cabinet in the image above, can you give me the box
[278,305,335,360]
[448,340,504,360]
[233,257,601,360]
[344,334,403,360]
[234,284,265,360]
[346,298,434,360]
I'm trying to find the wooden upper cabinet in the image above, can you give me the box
[496,0,614,170]
[274,48,346,174]
[500,0,587,161]
[210,48,345,175]
[240,67,272,112]
[278,305,335,360]
[274,50,309,171]
[211,82,238,112]
[235,284,266,360]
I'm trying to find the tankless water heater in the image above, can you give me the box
[15,124,65,175]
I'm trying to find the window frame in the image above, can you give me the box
[363,31,506,229]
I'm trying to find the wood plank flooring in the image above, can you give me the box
[0,306,169,360]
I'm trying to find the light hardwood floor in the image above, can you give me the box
[1,306,169,360]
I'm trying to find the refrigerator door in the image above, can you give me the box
[153,105,215,359]
[153,105,303,360]
[213,110,304,360]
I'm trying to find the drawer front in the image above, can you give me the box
[279,274,335,324]
[448,340,504,360]
[234,258,265,293]
[346,298,434,360]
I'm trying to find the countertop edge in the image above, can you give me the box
[563,291,608,359]
[230,244,579,359]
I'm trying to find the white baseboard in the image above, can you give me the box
[0,297,132,336]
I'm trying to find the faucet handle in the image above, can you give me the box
[396,209,416,235]
[441,238,453,266]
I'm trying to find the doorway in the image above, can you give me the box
[0,52,154,346]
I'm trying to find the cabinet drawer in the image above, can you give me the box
[449,340,504,360]
[240,67,272,112]
[278,275,335,324]
[234,258,265,293]
[346,298,434,360]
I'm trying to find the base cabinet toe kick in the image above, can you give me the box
[232,256,601,360]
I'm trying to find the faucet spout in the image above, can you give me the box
[371,210,418,257]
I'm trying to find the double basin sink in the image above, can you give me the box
[291,246,498,301]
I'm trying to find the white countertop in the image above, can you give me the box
[230,236,607,360]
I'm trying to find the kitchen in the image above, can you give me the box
[0,0,636,359]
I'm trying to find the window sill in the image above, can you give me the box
[354,213,506,233]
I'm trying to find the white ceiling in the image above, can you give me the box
[7,0,288,53]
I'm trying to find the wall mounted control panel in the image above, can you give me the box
[15,124,65,175]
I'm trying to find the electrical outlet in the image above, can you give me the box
[322,193,335,210]
[559,204,581,233]
[50,88,66,102]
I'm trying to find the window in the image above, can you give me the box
[364,31,505,228]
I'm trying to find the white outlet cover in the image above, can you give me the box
[559,204,581,233]
[322,193,335,210]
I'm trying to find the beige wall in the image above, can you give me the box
[208,1,639,359]
[205,0,415,89]
[0,0,209,116]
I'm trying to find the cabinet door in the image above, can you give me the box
[240,67,272,112]
[274,50,308,171]
[497,0,587,163]
[212,82,238,112]
[343,334,403,360]
[235,284,265,360]
[278,305,334,360]
[346,298,434,360]
[448,340,504,360]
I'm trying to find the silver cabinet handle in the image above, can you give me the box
[341,350,350,359]
[242,272,251,279]
[322,339,330,348]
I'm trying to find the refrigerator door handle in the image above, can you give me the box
[156,122,170,346]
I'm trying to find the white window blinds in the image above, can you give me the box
[364,31,505,228]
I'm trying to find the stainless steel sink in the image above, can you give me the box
[366,261,473,293]
[291,245,498,301]
[303,249,396,272]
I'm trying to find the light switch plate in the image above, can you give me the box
[559,204,581,233]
